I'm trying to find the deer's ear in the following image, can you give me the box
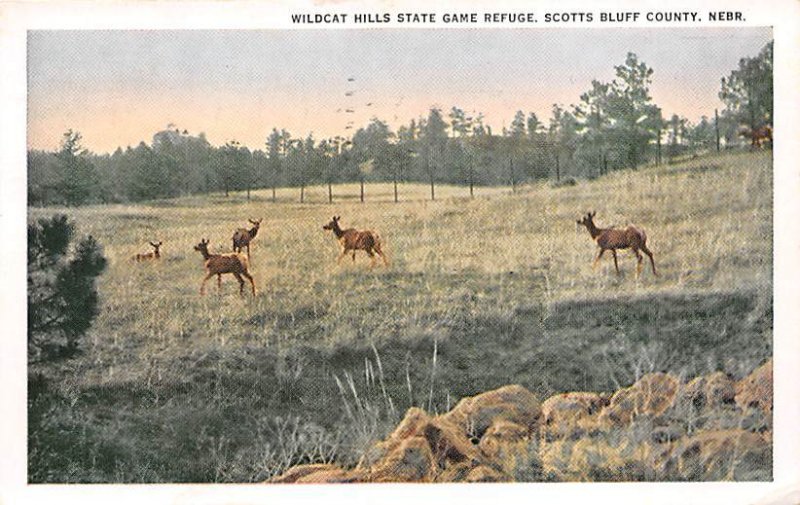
[576,219,582,224]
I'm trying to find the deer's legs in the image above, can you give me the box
[200,272,215,295]
[352,251,356,263]
[374,243,389,266]
[632,248,644,278]
[366,248,377,269]
[233,272,245,295]
[241,271,256,296]
[217,274,222,292]
[611,249,621,275]
[336,249,348,265]
[593,249,605,270]
[641,245,658,276]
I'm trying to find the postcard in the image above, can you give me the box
[1,0,799,504]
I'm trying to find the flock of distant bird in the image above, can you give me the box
[132,211,657,298]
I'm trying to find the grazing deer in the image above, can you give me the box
[194,239,256,296]
[322,216,389,268]
[133,241,162,262]
[577,211,657,277]
[232,218,262,259]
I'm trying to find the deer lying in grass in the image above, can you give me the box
[322,216,389,268]
[577,211,657,277]
[133,241,162,262]
[232,218,262,259]
[194,239,256,296]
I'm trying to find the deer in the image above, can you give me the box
[322,216,389,268]
[232,218,262,259]
[194,239,256,296]
[576,211,657,278]
[133,241,162,262]
[739,125,772,149]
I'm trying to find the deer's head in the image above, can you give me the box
[322,216,341,231]
[576,211,597,229]
[249,218,262,229]
[194,238,210,254]
[149,241,162,252]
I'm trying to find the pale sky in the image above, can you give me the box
[27,28,772,153]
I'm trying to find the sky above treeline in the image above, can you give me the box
[27,28,772,153]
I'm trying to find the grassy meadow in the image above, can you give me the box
[28,150,773,482]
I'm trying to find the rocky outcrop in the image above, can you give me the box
[269,359,772,483]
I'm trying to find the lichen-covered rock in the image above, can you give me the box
[478,420,531,476]
[369,436,436,482]
[566,437,651,481]
[270,463,341,483]
[441,385,542,438]
[669,429,771,480]
[538,439,575,481]
[541,392,609,440]
[435,461,473,482]
[359,406,486,479]
[271,363,772,484]
[294,467,366,483]
[598,373,679,428]
[735,359,772,414]
[680,371,736,411]
[465,465,511,482]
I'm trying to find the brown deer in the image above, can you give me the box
[194,239,256,296]
[577,211,657,277]
[133,241,162,262]
[232,218,262,259]
[739,125,772,149]
[322,216,389,268]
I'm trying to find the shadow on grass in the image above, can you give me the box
[29,275,771,483]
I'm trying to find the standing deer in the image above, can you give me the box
[322,216,389,268]
[232,218,262,259]
[133,241,162,262]
[577,211,657,277]
[194,239,256,296]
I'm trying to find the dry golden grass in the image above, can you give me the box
[28,150,772,482]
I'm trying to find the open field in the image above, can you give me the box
[28,150,772,482]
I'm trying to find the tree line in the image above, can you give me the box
[28,43,772,207]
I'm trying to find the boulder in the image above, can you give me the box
[441,385,542,439]
[359,406,486,477]
[294,467,366,483]
[541,392,609,440]
[270,463,341,484]
[369,436,436,482]
[435,462,473,482]
[680,371,736,411]
[598,373,679,428]
[735,359,772,413]
[478,420,531,476]
[566,437,651,481]
[465,465,511,482]
[669,429,771,480]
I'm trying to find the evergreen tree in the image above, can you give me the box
[28,215,106,361]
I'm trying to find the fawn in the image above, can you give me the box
[133,241,162,262]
